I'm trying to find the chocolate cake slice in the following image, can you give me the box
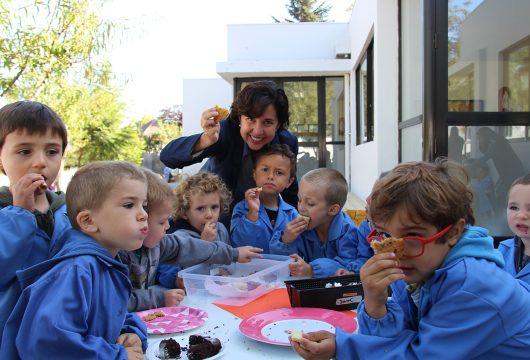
[158,338,181,359]
[187,335,222,360]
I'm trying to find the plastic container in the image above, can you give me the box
[284,274,363,311]
[178,254,291,306]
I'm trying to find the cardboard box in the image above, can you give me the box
[285,274,363,311]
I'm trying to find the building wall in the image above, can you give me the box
[348,0,399,199]
[180,78,232,174]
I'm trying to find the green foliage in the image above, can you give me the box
[274,0,331,23]
[141,107,183,153]
[0,0,113,99]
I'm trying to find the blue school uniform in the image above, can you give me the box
[342,218,373,273]
[0,189,71,343]
[335,226,530,359]
[498,236,530,284]
[159,119,299,226]
[231,196,299,253]
[0,229,147,359]
[270,211,362,277]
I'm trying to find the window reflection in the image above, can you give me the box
[448,125,529,235]
[448,0,530,112]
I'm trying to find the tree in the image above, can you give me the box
[141,106,183,153]
[273,0,331,23]
[0,0,113,99]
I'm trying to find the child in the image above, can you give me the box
[118,168,263,312]
[498,174,530,284]
[171,171,233,244]
[292,160,530,359]
[0,101,70,342]
[231,144,298,252]
[1,161,148,359]
[270,168,370,277]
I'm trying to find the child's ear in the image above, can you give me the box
[76,210,98,233]
[287,176,295,188]
[327,203,341,216]
[447,218,466,246]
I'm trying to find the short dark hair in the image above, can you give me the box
[0,101,68,153]
[230,80,290,131]
[253,144,296,179]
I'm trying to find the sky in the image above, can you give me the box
[103,0,353,120]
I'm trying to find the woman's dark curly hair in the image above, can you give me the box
[229,80,290,131]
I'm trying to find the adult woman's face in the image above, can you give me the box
[239,104,280,151]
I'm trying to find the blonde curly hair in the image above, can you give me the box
[173,171,232,220]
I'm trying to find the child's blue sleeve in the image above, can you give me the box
[156,263,181,289]
[230,201,269,250]
[122,312,148,352]
[269,232,300,256]
[345,219,374,273]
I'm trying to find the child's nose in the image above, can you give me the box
[32,152,47,168]
[138,208,147,221]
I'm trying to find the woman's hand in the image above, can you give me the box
[360,253,404,318]
[197,107,221,149]
[291,330,336,360]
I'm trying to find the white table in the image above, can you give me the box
[146,294,343,359]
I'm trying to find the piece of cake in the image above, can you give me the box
[298,213,311,226]
[187,335,222,360]
[370,237,405,259]
[287,329,304,342]
[214,105,229,121]
[158,338,181,359]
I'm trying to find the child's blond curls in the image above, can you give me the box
[173,172,232,220]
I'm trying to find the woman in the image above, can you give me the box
[160,80,299,226]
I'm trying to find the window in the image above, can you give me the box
[429,0,530,236]
[234,77,346,180]
[356,41,373,145]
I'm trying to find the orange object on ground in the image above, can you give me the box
[213,288,357,320]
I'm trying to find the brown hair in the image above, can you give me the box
[141,168,174,213]
[173,172,232,219]
[0,101,68,153]
[229,80,290,131]
[369,158,475,242]
[301,168,348,208]
[253,143,296,178]
[66,161,146,230]
[510,174,530,189]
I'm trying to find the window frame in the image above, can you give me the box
[356,41,374,145]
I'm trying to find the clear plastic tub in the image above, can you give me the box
[178,254,291,306]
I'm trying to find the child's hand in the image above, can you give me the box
[360,253,404,318]
[124,346,144,360]
[237,246,263,262]
[335,268,355,276]
[164,289,186,307]
[244,187,262,221]
[175,275,186,290]
[10,173,47,211]
[291,330,336,360]
[289,254,313,277]
[117,332,142,348]
[282,217,308,244]
[200,221,217,241]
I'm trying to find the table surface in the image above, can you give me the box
[146,294,357,359]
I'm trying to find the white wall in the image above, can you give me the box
[348,0,399,199]
[180,78,232,174]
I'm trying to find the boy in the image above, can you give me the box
[118,168,263,312]
[0,101,70,342]
[270,168,370,277]
[499,174,530,284]
[231,144,299,252]
[293,160,530,359]
[1,161,148,359]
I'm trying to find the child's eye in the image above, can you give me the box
[123,203,134,209]
[17,149,31,156]
[509,205,519,211]
[197,206,205,212]
[212,205,220,210]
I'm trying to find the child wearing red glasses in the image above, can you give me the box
[292,159,530,360]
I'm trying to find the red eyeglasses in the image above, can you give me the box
[367,225,453,258]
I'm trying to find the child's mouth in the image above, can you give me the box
[516,224,529,233]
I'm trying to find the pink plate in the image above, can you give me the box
[137,306,207,335]
[239,307,357,346]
